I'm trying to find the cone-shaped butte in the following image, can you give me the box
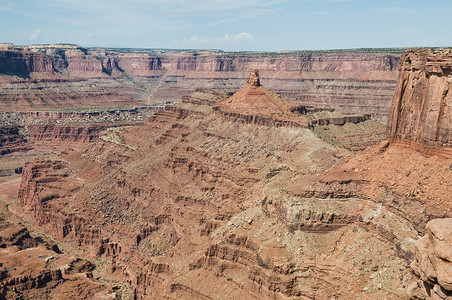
[215,69,308,127]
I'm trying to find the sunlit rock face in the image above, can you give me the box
[387,49,452,148]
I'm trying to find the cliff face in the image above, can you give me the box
[387,49,452,148]
[0,44,401,118]
[0,106,160,155]
[0,126,29,154]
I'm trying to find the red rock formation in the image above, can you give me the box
[28,125,106,143]
[284,48,452,299]
[0,126,29,154]
[66,55,108,78]
[214,69,309,127]
[408,218,452,299]
[17,160,101,247]
[0,50,54,77]
[0,107,160,153]
[387,49,452,148]
[157,51,400,119]
[27,124,108,143]
[1,269,63,292]
[0,223,37,250]
[116,55,163,77]
[0,198,114,299]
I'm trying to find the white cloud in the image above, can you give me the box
[210,6,282,26]
[30,28,41,40]
[186,32,258,44]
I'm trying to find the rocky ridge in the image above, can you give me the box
[4,47,452,299]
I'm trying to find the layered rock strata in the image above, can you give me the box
[287,49,452,299]
[387,49,452,149]
[0,106,160,154]
[0,44,401,118]
[0,126,29,155]
[214,69,309,127]
[0,191,115,299]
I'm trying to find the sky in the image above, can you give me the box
[1,0,452,51]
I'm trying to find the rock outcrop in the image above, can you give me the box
[0,189,115,299]
[387,49,452,149]
[27,124,108,143]
[0,126,29,155]
[0,106,160,149]
[214,69,309,127]
[287,49,452,298]
[408,218,452,300]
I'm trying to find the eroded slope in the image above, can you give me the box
[9,82,418,300]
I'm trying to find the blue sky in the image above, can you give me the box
[1,0,452,51]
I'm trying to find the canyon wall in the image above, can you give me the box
[387,49,452,148]
[0,44,401,119]
[0,106,160,156]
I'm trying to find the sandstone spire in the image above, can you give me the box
[247,69,260,87]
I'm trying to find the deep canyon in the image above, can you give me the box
[0,44,451,300]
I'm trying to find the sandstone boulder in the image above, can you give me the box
[427,219,452,291]
[409,218,452,299]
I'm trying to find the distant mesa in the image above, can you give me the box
[214,69,309,127]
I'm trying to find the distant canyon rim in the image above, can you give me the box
[0,43,451,300]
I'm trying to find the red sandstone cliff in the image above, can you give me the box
[385,49,452,300]
[0,126,29,154]
[387,49,452,148]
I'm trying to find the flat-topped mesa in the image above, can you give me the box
[387,49,452,150]
[214,69,309,127]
